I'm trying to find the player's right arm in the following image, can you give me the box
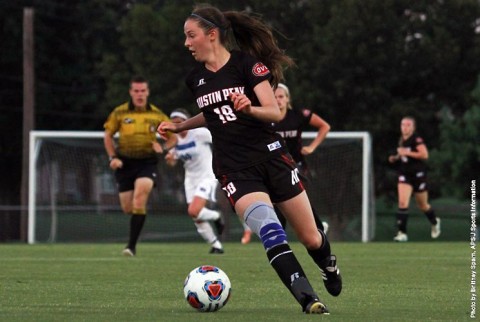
[157,113,206,139]
[103,130,123,169]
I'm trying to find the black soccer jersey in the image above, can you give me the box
[185,50,285,176]
[398,133,427,175]
[272,108,312,166]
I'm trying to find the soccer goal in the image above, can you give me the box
[28,131,374,244]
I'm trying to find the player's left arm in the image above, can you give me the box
[398,143,429,160]
[302,113,331,155]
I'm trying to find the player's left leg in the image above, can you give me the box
[415,190,440,238]
[122,177,154,256]
[277,192,342,297]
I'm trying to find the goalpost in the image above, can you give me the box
[28,131,374,244]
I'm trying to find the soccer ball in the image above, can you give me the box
[183,265,231,312]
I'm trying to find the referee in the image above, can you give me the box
[103,76,176,256]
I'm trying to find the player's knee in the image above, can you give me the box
[244,202,287,250]
[297,229,322,249]
[187,206,200,219]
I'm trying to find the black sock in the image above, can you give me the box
[311,207,325,232]
[267,244,306,288]
[274,205,287,229]
[424,208,437,225]
[396,208,409,233]
[128,215,146,250]
[307,229,331,268]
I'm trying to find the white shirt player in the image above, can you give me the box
[171,127,218,204]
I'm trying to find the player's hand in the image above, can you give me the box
[397,147,408,156]
[157,121,177,140]
[152,141,164,154]
[109,158,123,170]
[301,146,315,155]
[230,93,251,113]
[164,150,177,167]
[388,155,399,163]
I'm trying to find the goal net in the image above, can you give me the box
[28,131,374,244]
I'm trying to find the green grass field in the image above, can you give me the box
[0,242,474,321]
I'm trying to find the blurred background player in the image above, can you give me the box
[388,116,441,242]
[273,83,330,233]
[103,76,176,256]
[165,108,225,254]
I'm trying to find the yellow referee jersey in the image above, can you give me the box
[104,102,170,159]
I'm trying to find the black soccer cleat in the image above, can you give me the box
[209,247,224,254]
[319,255,342,296]
[290,276,329,314]
[304,298,329,314]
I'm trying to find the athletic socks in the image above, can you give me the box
[194,221,219,245]
[307,229,331,267]
[396,208,409,233]
[196,207,220,221]
[127,214,146,250]
[424,208,438,225]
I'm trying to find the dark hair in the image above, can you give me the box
[188,4,295,87]
[130,75,148,87]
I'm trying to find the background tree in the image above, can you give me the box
[1,0,479,240]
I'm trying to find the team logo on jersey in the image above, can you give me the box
[252,63,270,77]
[123,118,134,124]
[416,137,423,144]
[302,109,311,117]
[197,78,206,87]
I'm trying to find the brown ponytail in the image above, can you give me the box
[189,4,295,87]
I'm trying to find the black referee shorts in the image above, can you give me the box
[114,156,158,192]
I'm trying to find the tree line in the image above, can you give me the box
[0,0,478,238]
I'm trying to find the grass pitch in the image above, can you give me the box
[0,242,473,321]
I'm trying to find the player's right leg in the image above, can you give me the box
[394,182,413,242]
[236,192,328,314]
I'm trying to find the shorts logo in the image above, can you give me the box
[267,141,281,151]
[252,63,270,77]
[416,172,424,177]
[399,175,406,182]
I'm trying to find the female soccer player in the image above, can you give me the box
[388,116,441,242]
[165,108,225,254]
[273,83,331,232]
[158,4,341,314]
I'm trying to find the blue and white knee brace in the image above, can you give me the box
[244,201,287,251]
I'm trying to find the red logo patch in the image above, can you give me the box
[252,63,270,77]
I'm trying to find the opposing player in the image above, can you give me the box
[272,83,330,233]
[158,4,341,314]
[388,116,440,242]
[164,108,224,254]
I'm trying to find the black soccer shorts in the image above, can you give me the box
[218,154,305,208]
[398,171,428,193]
[114,157,158,192]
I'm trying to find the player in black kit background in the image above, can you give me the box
[157,4,342,314]
[388,116,441,242]
[272,83,331,232]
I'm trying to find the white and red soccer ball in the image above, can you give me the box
[183,265,231,312]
